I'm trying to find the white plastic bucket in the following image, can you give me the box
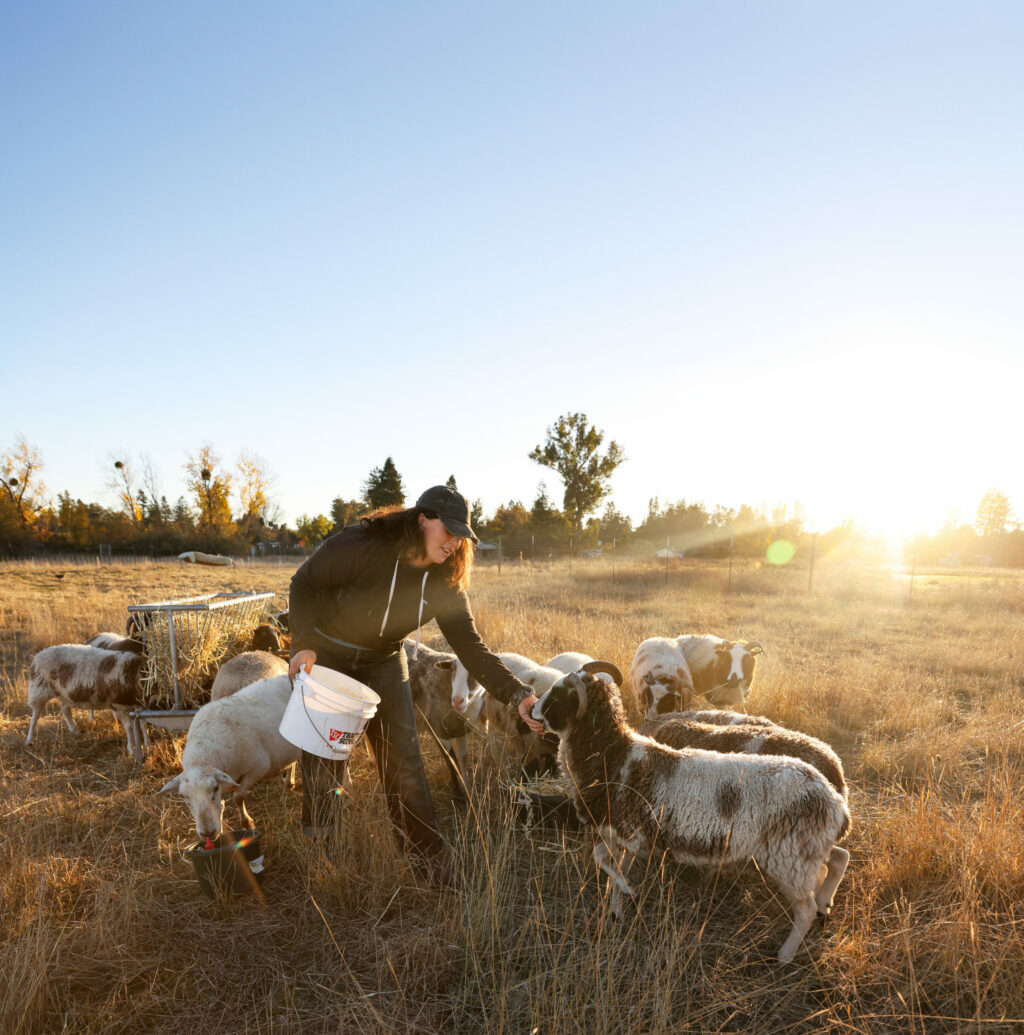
[279,665,380,760]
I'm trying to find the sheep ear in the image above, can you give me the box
[158,774,182,795]
[581,660,622,685]
[213,769,241,792]
[745,641,765,656]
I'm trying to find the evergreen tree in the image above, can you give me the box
[445,474,458,490]
[362,457,406,510]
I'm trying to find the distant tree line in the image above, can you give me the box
[2,429,1021,567]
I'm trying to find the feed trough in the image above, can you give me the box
[126,591,275,760]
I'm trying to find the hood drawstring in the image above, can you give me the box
[379,557,430,659]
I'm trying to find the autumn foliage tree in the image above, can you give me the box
[1,436,46,528]
[184,446,233,531]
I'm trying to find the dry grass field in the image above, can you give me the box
[2,554,1023,1033]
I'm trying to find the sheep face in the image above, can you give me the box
[708,641,760,700]
[532,672,589,735]
[639,670,692,718]
[160,767,240,841]
[447,660,483,716]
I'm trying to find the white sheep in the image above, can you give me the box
[25,644,143,754]
[544,652,617,684]
[159,675,300,840]
[532,667,850,963]
[210,650,288,701]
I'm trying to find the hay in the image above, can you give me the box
[132,593,275,709]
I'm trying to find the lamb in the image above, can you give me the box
[210,650,289,701]
[25,644,143,754]
[159,675,300,840]
[532,666,850,963]
[401,640,470,798]
[639,713,847,800]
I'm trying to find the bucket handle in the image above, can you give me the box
[296,669,369,757]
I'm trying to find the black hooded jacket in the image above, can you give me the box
[289,524,529,706]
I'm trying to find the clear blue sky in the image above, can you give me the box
[3,1,1022,536]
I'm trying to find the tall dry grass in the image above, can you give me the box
[1,555,1023,1032]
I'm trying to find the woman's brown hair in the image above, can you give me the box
[360,506,474,592]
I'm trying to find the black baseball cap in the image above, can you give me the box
[415,485,479,543]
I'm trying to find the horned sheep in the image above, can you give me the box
[159,675,300,840]
[532,665,850,963]
[25,644,143,754]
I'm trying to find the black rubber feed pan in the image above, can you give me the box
[507,786,582,830]
[184,829,265,898]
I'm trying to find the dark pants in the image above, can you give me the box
[298,644,444,859]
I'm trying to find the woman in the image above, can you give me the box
[288,484,543,876]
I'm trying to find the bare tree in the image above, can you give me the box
[106,452,142,523]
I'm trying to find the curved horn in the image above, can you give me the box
[581,660,623,685]
[745,641,765,656]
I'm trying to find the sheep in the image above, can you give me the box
[545,652,617,684]
[25,644,143,755]
[210,651,289,701]
[676,635,764,708]
[638,713,847,800]
[629,635,765,717]
[401,640,470,798]
[675,708,776,727]
[85,632,145,654]
[531,666,850,963]
[628,637,697,718]
[250,621,292,656]
[159,675,300,840]
[449,651,564,776]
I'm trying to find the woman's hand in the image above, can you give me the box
[290,649,317,681]
[517,694,546,734]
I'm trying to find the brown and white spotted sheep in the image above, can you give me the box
[532,668,851,964]
[25,644,144,755]
[675,635,764,708]
[85,632,145,654]
[639,713,847,800]
[629,637,698,717]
